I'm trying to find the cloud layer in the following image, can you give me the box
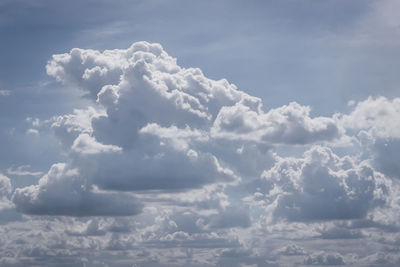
[4,41,400,266]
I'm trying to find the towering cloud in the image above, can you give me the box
[14,42,346,216]
[6,42,400,266]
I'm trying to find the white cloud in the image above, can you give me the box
[25,128,39,136]
[257,146,390,222]
[0,174,13,211]
[339,97,400,179]
[7,41,400,266]
[52,107,103,151]
[26,117,41,127]
[212,101,343,145]
[71,133,122,155]
[7,165,43,176]
[276,243,307,256]
[340,96,400,139]
[304,252,345,266]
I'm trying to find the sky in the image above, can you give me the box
[1,0,400,266]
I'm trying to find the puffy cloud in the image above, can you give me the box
[51,107,102,151]
[45,41,243,194]
[71,133,122,155]
[339,97,400,179]
[360,252,400,267]
[46,41,257,128]
[8,41,400,266]
[276,243,307,256]
[304,252,345,265]
[257,146,390,222]
[212,102,342,145]
[41,41,345,197]
[0,174,12,211]
[341,97,400,139]
[46,47,124,100]
[13,163,142,216]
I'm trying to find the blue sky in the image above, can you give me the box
[1,1,400,266]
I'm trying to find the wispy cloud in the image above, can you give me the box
[0,90,11,96]
[7,165,43,176]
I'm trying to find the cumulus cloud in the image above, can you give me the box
[304,252,345,265]
[13,42,397,225]
[71,133,122,155]
[341,97,400,139]
[0,174,13,211]
[212,101,342,145]
[360,252,400,267]
[8,41,400,266]
[41,41,344,196]
[256,146,390,222]
[13,163,142,216]
[276,243,307,256]
[339,97,400,179]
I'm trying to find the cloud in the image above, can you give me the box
[364,137,400,179]
[7,41,400,266]
[7,165,43,177]
[258,146,390,221]
[341,96,400,139]
[317,225,364,239]
[276,243,307,256]
[41,41,344,196]
[304,252,345,265]
[25,128,39,136]
[0,174,12,211]
[71,133,122,155]
[12,163,142,216]
[0,90,11,96]
[212,101,343,145]
[360,252,400,267]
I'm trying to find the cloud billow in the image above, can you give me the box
[260,146,390,222]
[13,41,347,216]
[6,41,400,266]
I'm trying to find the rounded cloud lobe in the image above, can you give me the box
[13,163,142,216]
[260,146,390,222]
[340,97,400,179]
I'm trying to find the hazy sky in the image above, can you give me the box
[1,1,400,266]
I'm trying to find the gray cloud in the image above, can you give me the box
[317,225,364,240]
[0,174,12,211]
[304,252,345,265]
[13,163,142,216]
[339,97,400,179]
